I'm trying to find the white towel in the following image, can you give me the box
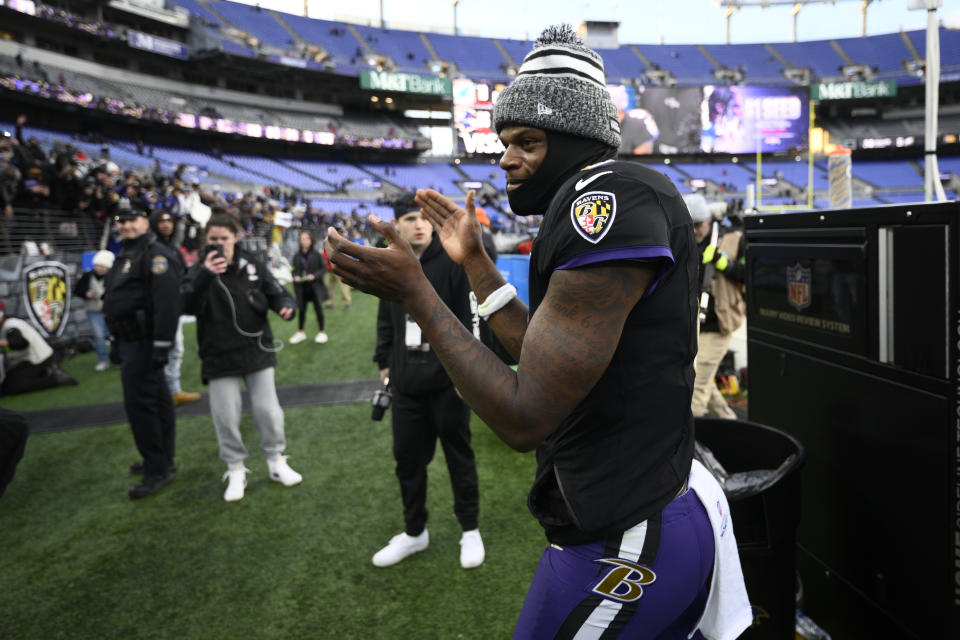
[688,459,754,640]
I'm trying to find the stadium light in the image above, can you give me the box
[718,0,875,43]
[453,0,462,36]
[908,0,947,201]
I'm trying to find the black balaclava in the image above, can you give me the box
[506,130,616,216]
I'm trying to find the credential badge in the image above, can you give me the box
[786,262,811,311]
[570,191,616,244]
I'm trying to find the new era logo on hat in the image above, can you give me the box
[537,103,553,115]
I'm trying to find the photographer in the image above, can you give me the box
[181,213,302,503]
[370,194,484,570]
[686,194,745,419]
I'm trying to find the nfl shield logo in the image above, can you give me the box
[786,263,811,311]
[22,261,71,338]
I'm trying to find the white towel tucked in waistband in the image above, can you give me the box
[688,459,753,640]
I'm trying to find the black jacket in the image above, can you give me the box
[291,248,329,306]
[374,233,476,396]
[103,232,181,348]
[181,247,295,383]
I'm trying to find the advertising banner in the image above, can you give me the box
[127,30,188,59]
[359,70,452,97]
[453,77,507,155]
[811,81,897,101]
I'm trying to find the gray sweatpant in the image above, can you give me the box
[208,367,286,466]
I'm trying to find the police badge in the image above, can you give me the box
[570,191,617,244]
[786,262,811,311]
[22,261,71,338]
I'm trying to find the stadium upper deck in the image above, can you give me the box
[172,0,959,86]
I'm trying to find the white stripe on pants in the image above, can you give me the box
[691,331,737,419]
[208,367,286,465]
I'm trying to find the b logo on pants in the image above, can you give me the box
[591,558,657,603]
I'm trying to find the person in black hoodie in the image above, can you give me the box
[370,193,484,570]
[151,209,201,407]
[181,213,302,503]
[288,230,329,345]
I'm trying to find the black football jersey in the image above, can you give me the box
[526,159,700,544]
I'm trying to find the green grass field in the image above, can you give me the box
[0,290,545,639]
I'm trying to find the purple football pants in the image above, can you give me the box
[514,489,715,640]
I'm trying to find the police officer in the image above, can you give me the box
[103,199,182,499]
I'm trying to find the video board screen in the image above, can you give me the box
[452,76,808,156]
[609,85,704,155]
[699,85,808,154]
[453,78,507,155]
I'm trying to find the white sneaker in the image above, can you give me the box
[289,331,307,344]
[267,455,302,486]
[372,530,429,567]
[222,465,249,502]
[459,529,485,569]
[314,331,328,344]
[95,361,109,372]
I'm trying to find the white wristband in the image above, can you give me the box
[477,283,517,321]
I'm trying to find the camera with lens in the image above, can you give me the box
[371,377,392,421]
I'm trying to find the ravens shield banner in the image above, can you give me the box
[22,261,71,338]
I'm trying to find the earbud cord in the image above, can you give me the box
[213,273,284,353]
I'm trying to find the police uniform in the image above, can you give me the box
[103,211,182,495]
[513,160,717,639]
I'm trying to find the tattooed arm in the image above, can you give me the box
[416,188,528,361]
[325,219,654,451]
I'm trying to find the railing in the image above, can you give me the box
[0,209,107,256]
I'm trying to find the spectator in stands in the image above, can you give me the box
[74,249,114,371]
[687,193,745,419]
[51,146,79,211]
[151,209,201,407]
[181,213,302,502]
[289,230,329,345]
[17,166,52,210]
[0,145,21,241]
[0,300,77,396]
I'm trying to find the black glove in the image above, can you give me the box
[151,347,170,370]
